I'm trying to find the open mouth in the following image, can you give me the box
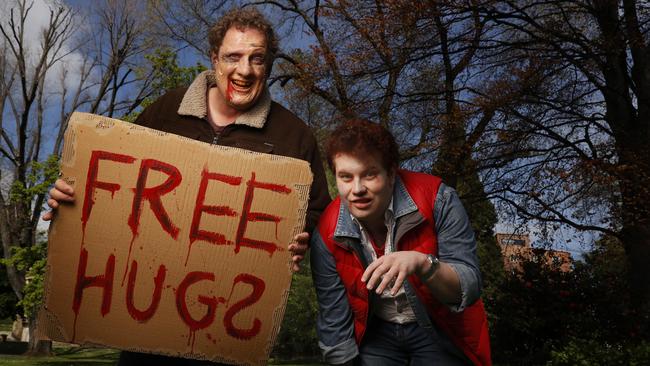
[350,198,372,209]
[230,79,252,90]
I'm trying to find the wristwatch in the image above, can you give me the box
[421,254,440,280]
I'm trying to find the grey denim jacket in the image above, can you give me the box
[310,176,482,364]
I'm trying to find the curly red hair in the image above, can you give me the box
[326,119,399,172]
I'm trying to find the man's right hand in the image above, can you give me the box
[42,179,75,221]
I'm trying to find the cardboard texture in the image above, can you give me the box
[38,112,312,365]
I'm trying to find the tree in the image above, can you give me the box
[147,0,230,60]
[123,47,206,122]
[0,0,164,354]
[0,266,18,320]
[490,235,649,365]
[480,0,650,312]
[490,252,577,364]
[271,260,321,360]
[257,0,515,324]
[0,0,77,354]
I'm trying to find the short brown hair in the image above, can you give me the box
[326,119,399,172]
[208,7,278,69]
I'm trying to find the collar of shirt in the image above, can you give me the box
[350,196,408,299]
[350,196,395,259]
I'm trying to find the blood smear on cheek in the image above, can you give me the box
[226,81,234,102]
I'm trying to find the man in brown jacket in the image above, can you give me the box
[44,7,330,366]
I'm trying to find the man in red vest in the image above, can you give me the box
[311,119,491,365]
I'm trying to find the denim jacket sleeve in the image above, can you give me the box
[310,230,359,364]
[434,183,482,312]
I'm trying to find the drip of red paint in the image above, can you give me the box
[235,172,290,255]
[223,273,265,340]
[226,81,234,102]
[124,159,182,283]
[125,260,166,322]
[187,168,242,265]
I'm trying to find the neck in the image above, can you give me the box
[367,225,387,248]
[362,218,387,247]
[207,87,239,128]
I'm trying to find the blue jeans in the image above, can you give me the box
[357,318,471,366]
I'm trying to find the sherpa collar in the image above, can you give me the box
[177,70,271,129]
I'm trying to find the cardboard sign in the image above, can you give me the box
[38,112,312,365]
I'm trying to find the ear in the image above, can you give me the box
[388,166,397,184]
[266,56,274,78]
[210,51,219,67]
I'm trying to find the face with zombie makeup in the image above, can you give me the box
[211,27,268,112]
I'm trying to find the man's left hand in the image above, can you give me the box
[288,232,310,272]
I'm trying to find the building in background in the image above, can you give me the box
[495,233,573,273]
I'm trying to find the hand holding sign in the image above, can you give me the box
[39,113,312,366]
[43,179,75,221]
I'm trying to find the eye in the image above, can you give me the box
[222,54,239,63]
[338,173,352,182]
[365,171,377,179]
[251,55,266,65]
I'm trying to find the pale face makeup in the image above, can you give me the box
[333,153,395,230]
[211,27,268,112]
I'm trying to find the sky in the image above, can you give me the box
[2,0,597,260]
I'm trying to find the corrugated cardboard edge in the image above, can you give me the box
[69,112,312,165]
[39,113,82,342]
[41,112,313,366]
[264,181,311,359]
[38,257,70,342]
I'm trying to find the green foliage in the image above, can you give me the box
[490,235,649,365]
[9,154,60,204]
[1,154,59,318]
[548,338,650,366]
[455,168,505,328]
[123,48,206,122]
[17,242,47,318]
[272,257,321,360]
[490,256,576,364]
[324,167,338,198]
[3,239,47,318]
[0,266,18,319]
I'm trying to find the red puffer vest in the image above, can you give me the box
[317,170,491,366]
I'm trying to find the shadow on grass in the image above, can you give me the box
[0,347,324,366]
[4,347,121,366]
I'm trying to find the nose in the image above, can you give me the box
[236,58,253,75]
[351,179,366,195]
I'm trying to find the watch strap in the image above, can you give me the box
[421,254,440,280]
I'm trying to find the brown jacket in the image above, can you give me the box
[135,71,330,234]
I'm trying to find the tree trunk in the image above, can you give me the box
[618,149,650,310]
[0,205,26,301]
[25,313,52,356]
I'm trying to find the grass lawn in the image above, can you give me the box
[0,346,119,366]
[0,345,323,366]
[0,319,321,366]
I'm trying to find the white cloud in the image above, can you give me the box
[1,0,96,155]
[1,0,90,103]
